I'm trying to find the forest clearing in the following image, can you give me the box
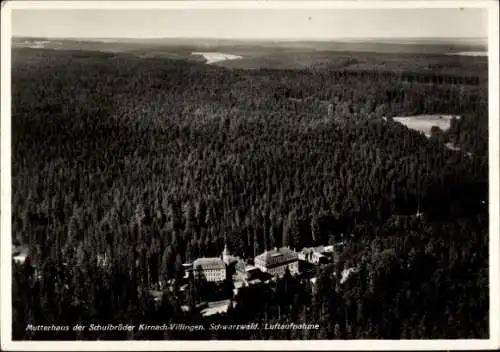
[192,52,244,64]
[392,114,461,137]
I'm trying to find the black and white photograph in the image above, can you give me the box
[1,0,499,350]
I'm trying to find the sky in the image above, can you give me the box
[11,8,488,40]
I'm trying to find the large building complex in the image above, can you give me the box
[192,257,227,282]
[254,247,299,277]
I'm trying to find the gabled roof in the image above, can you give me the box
[255,247,298,268]
[200,299,234,317]
[300,246,327,254]
[193,257,226,271]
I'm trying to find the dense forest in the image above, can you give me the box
[11,47,488,340]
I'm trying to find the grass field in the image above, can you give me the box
[392,114,460,137]
[192,51,243,64]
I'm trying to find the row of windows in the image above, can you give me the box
[256,255,298,267]
[259,262,299,276]
[195,268,226,282]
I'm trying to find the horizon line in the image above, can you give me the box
[12,35,488,41]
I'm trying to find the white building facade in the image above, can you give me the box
[298,246,328,264]
[193,257,227,282]
[254,247,299,277]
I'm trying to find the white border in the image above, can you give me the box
[1,1,499,351]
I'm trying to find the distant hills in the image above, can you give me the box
[12,36,487,50]
[12,36,488,71]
